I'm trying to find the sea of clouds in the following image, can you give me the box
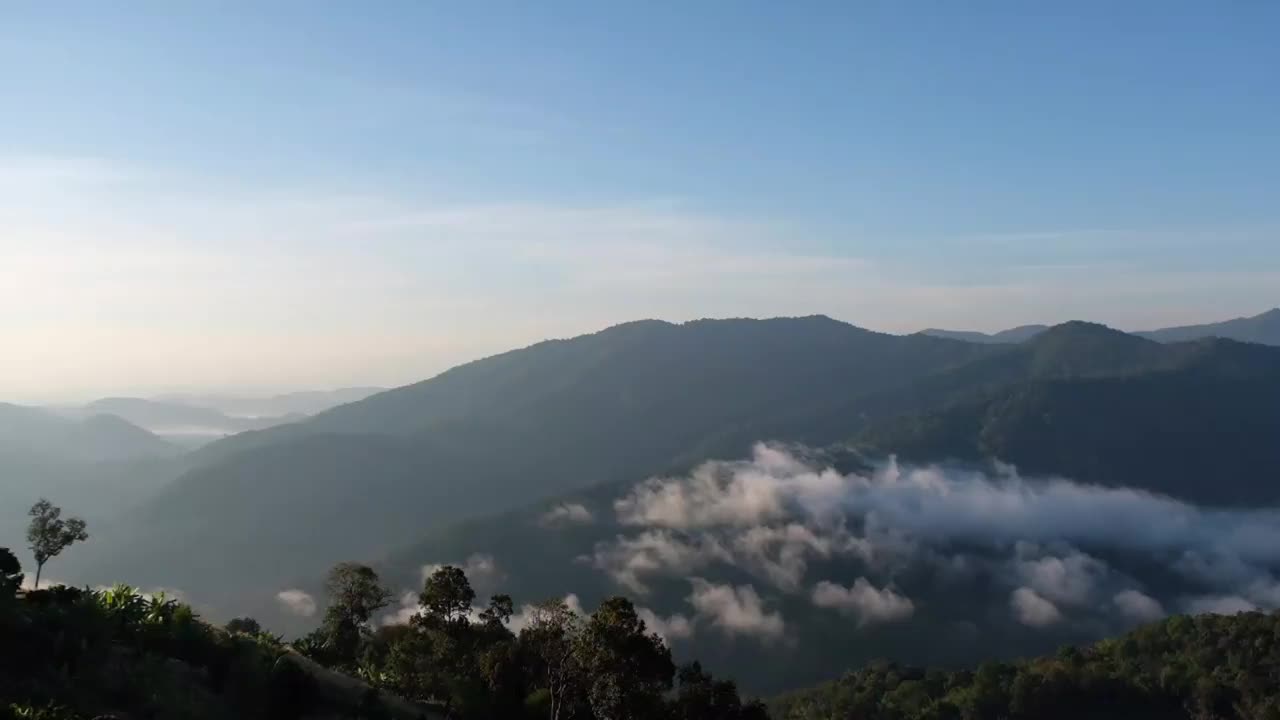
[278,443,1280,645]
[585,444,1280,640]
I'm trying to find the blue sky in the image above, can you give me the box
[2,2,1278,400]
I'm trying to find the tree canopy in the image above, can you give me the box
[25,498,88,589]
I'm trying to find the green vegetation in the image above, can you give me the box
[1,545,765,720]
[296,561,768,720]
[9,542,1280,720]
[771,611,1280,720]
[9,318,1280,716]
[0,574,317,719]
[25,499,88,590]
[856,359,1280,504]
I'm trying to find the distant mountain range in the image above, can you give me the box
[0,402,178,462]
[1,388,383,555]
[0,403,184,554]
[78,317,997,607]
[44,387,384,447]
[154,387,386,418]
[918,324,1050,344]
[923,307,1280,345]
[50,398,304,445]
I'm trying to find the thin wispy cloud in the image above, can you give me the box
[3,154,1277,401]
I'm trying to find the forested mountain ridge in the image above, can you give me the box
[0,403,177,462]
[922,307,1280,346]
[65,317,1280,635]
[326,324,1280,693]
[187,316,994,465]
[65,397,305,442]
[74,317,1002,606]
[854,336,1280,505]
[1137,307,1280,345]
[920,325,1049,344]
[11,313,1280,712]
[770,610,1280,720]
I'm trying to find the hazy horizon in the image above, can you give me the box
[4,3,1278,402]
[8,306,1279,406]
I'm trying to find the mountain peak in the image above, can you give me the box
[1036,319,1133,338]
[1024,321,1163,377]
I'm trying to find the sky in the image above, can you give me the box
[2,1,1278,402]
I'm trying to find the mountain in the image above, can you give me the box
[30,315,1280,698]
[68,317,1280,691]
[74,316,1001,611]
[156,387,385,418]
[0,404,184,555]
[922,307,1280,346]
[920,324,1049,344]
[855,334,1280,505]
[0,403,177,462]
[241,323,1278,692]
[60,397,306,445]
[1136,307,1280,345]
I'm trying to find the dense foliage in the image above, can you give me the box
[295,561,769,720]
[857,365,1280,505]
[0,576,317,719]
[3,539,768,719]
[771,611,1280,720]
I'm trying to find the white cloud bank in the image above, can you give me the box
[591,444,1280,635]
[541,503,595,526]
[812,579,915,625]
[276,589,317,617]
[1011,587,1062,627]
[687,579,786,642]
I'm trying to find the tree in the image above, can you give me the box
[479,593,514,629]
[575,596,674,720]
[25,499,88,589]
[671,662,769,720]
[226,617,263,634]
[0,547,22,596]
[321,562,392,666]
[520,599,586,720]
[418,565,475,625]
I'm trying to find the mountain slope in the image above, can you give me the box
[77,317,1000,608]
[0,405,184,552]
[68,397,305,443]
[856,339,1280,505]
[334,332,1280,691]
[63,317,1280,695]
[923,307,1280,346]
[157,386,386,418]
[0,403,177,462]
[1136,307,1280,345]
[921,324,1049,344]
